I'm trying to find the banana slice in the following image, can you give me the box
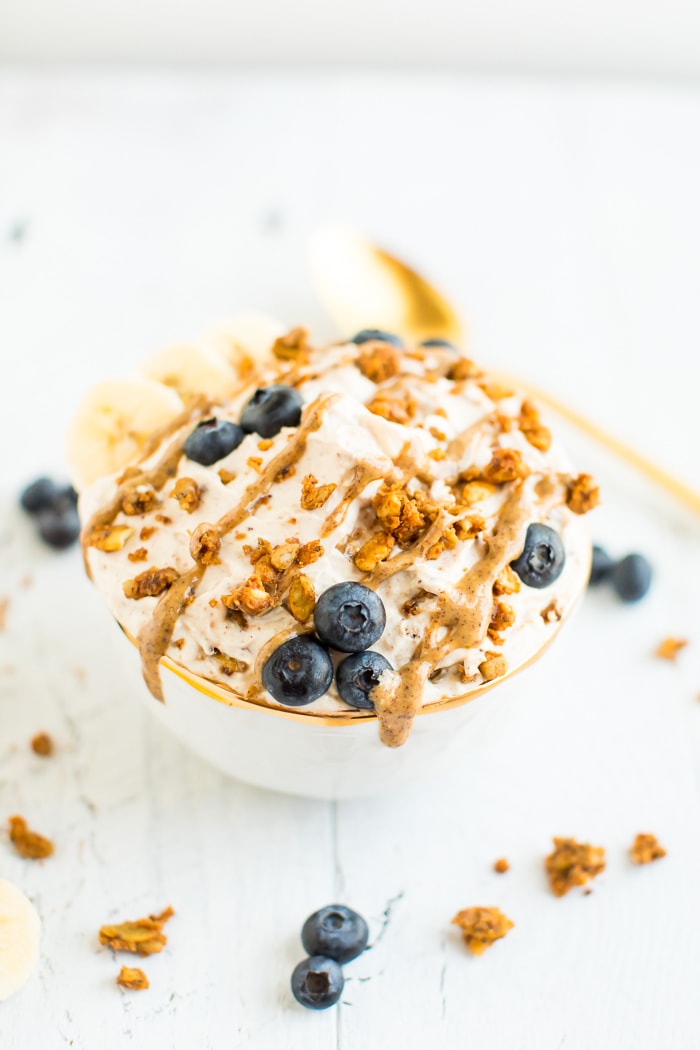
[66,377,184,491]
[202,313,286,373]
[140,341,238,401]
[0,878,41,1002]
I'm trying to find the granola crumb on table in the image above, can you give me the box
[630,833,666,864]
[451,907,514,955]
[30,732,54,757]
[117,966,150,991]
[654,637,688,661]
[545,837,606,897]
[493,858,510,874]
[99,906,175,956]
[7,814,54,859]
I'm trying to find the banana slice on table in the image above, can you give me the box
[0,878,41,1002]
[140,341,239,401]
[202,313,286,372]
[66,377,184,491]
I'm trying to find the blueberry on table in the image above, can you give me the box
[511,523,565,589]
[36,506,81,550]
[336,650,393,710]
[350,329,404,348]
[314,582,386,653]
[291,956,344,1010]
[610,553,652,603]
[184,418,244,466]
[239,385,303,438]
[301,905,370,964]
[20,477,61,514]
[420,338,460,351]
[261,635,333,706]
[589,545,614,586]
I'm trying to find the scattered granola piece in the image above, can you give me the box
[296,540,324,567]
[117,966,149,991]
[212,650,248,676]
[374,485,439,547]
[30,732,54,757]
[7,815,54,860]
[0,597,8,632]
[446,358,482,382]
[272,326,312,361]
[99,906,174,956]
[478,379,515,401]
[127,547,149,563]
[172,637,185,650]
[140,526,156,541]
[247,456,263,473]
[428,447,446,461]
[545,837,606,897]
[270,541,301,571]
[354,531,395,572]
[288,575,316,622]
[154,514,172,525]
[451,907,514,955]
[518,400,551,452]
[460,481,497,506]
[540,600,562,624]
[488,601,515,642]
[566,473,600,515]
[220,578,279,616]
[453,516,485,541]
[493,566,521,596]
[257,438,274,451]
[123,566,179,600]
[218,468,236,485]
[493,858,510,874]
[482,448,530,485]
[654,637,688,661]
[357,343,401,383]
[170,476,201,513]
[402,590,429,617]
[121,483,159,516]
[300,474,337,511]
[189,524,221,565]
[366,392,415,425]
[630,833,666,865]
[479,652,507,682]
[85,524,135,552]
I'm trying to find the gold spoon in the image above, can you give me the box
[309,225,700,518]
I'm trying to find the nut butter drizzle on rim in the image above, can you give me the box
[137,395,337,701]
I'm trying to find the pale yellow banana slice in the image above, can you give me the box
[202,313,286,372]
[0,878,41,1002]
[140,341,238,401]
[66,377,184,491]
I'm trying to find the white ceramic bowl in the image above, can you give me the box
[120,594,584,800]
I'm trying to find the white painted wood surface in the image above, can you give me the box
[1,71,700,1049]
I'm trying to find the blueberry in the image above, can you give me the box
[36,506,81,550]
[184,418,244,466]
[511,523,565,589]
[336,650,393,710]
[20,477,60,515]
[589,545,614,586]
[610,553,652,603]
[301,904,369,964]
[239,385,303,439]
[261,634,333,706]
[350,329,404,348]
[291,956,344,1010]
[420,338,460,351]
[314,582,386,653]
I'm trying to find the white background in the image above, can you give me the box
[1,69,700,1050]
[1,0,700,76]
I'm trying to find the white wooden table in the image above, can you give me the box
[1,71,700,1050]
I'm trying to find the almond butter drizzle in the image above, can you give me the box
[372,482,542,747]
[136,395,335,701]
[320,461,388,538]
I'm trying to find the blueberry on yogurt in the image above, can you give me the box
[314,582,386,653]
[336,651,393,710]
[184,418,244,466]
[240,385,303,438]
[350,329,404,348]
[261,634,333,706]
[511,523,565,589]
